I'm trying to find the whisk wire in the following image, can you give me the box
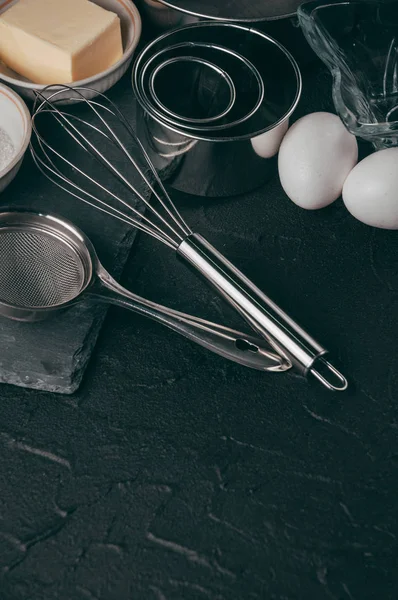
[31,87,192,247]
[31,115,178,248]
[32,108,182,247]
[87,99,191,240]
[32,143,177,249]
[87,93,192,238]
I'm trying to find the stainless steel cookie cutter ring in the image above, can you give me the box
[149,55,237,124]
[137,41,265,132]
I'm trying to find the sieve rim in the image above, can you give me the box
[0,210,94,312]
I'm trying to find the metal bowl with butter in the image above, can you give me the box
[0,0,142,101]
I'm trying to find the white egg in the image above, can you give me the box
[278,112,358,209]
[251,119,289,158]
[343,147,398,229]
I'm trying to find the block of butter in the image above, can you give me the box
[0,0,124,84]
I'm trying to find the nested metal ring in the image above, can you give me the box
[136,41,264,133]
[149,55,236,124]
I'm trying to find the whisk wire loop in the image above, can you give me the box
[31,87,192,248]
[32,113,178,248]
[88,93,192,238]
[32,142,176,249]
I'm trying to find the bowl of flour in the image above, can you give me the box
[0,83,31,193]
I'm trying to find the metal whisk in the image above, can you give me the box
[30,86,348,392]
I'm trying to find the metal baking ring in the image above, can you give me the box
[149,55,236,124]
[136,41,265,133]
[138,42,264,132]
[133,22,302,143]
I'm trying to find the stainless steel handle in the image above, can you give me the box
[91,269,290,372]
[178,234,348,391]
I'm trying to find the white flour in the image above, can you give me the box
[0,126,15,172]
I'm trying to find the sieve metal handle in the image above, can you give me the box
[177,234,348,391]
[89,268,291,372]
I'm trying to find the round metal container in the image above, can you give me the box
[132,22,302,198]
[140,0,303,25]
[137,0,316,69]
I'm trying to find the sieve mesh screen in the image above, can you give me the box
[0,229,85,308]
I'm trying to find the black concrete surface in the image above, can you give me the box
[0,63,397,599]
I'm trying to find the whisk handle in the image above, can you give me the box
[177,234,347,391]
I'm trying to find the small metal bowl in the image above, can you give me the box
[138,0,317,68]
[140,0,304,27]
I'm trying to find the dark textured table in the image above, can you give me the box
[1,58,398,600]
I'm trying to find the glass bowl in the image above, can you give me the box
[298,0,398,149]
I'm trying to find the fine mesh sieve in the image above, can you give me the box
[0,210,287,372]
[0,229,86,308]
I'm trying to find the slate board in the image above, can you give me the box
[0,77,145,394]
